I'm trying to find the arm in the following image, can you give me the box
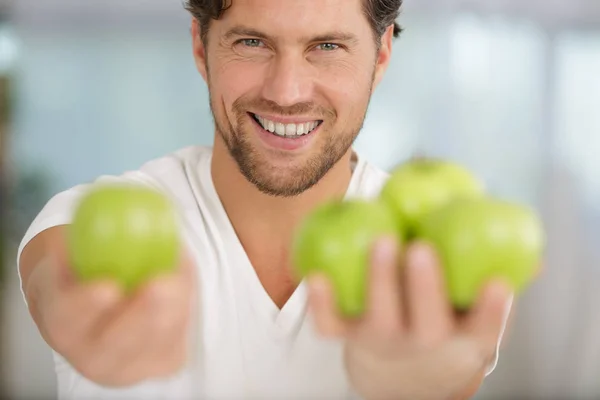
[19,225,70,337]
[16,170,161,305]
[20,215,195,388]
[20,225,68,297]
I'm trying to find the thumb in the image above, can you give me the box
[463,280,513,354]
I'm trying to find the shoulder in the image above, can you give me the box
[22,145,214,244]
[16,146,215,304]
[115,146,213,208]
[141,145,211,170]
[135,145,211,183]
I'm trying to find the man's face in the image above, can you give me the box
[193,0,393,197]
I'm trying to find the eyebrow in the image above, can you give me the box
[223,26,270,42]
[223,25,359,45]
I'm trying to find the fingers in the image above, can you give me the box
[141,274,194,351]
[307,274,349,337]
[49,281,123,345]
[113,276,193,384]
[404,242,453,344]
[144,268,195,380]
[463,280,513,354]
[307,236,405,340]
[73,295,153,381]
[363,237,404,337]
[308,234,513,360]
[39,254,123,353]
[33,245,197,387]
[146,341,189,380]
[84,273,193,378]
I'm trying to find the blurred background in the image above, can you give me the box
[1,0,599,398]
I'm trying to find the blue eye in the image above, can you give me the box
[241,39,264,48]
[317,43,340,51]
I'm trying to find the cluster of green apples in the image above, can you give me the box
[293,158,545,317]
[68,183,182,293]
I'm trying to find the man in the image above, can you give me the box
[18,0,514,399]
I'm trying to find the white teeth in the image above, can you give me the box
[275,123,286,136]
[254,114,320,137]
[285,124,296,135]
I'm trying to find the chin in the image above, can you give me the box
[246,159,322,197]
[220,116,351,197]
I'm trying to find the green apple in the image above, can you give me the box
[292,199,400,317]
[68,183,181,293]
[416,197,544,310]
[380,157,485,239]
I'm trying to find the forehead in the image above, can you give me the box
[214,0,369,39]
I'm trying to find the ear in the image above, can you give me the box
[191,18,208,82]
[372,24,395,89]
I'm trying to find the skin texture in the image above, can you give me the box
[19,0,520,398]
[192,0,395,312]
[195,0,387,198]
[20,226,196,387]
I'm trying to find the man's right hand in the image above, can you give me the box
[19,226,196,387]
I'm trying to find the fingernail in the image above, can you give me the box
[307,274,329,295]
[408,243,432,268]
[374,237,397,264]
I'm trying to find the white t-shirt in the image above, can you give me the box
[17,146,503,400]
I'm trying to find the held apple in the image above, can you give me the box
[416,197,544,310]
[68,183,181,293]
[380,158,485,239]
[292,199,400,317]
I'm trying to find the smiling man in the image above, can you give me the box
[17,1,513,399]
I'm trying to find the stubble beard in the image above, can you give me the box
[207,70,375,198]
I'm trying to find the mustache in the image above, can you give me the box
[232,97,336,120]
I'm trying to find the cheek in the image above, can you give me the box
[213,57,267,107]
[317,59,374,114]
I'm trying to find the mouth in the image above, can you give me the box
[249,113,323,139]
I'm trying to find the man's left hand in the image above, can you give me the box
[307,237,513,400]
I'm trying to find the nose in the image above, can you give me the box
[261,52,314,107]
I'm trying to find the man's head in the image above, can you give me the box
[187,0,403,47]
[187,0,402,197]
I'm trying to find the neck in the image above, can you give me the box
[211,136,354,246]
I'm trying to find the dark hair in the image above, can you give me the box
[184,0,403,44]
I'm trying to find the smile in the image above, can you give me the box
[250,113,323,138]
